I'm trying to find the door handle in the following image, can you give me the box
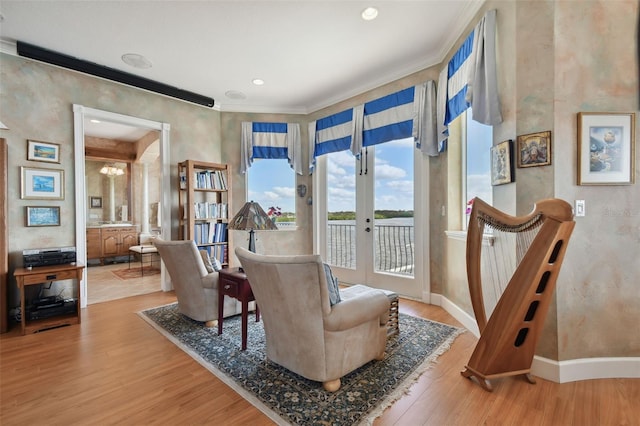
[365,227,371,232]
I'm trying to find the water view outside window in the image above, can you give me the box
[247,159,296,228]
[326,137,414,276]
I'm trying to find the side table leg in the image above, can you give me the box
[241,298,248,350]
[217,294,224,336]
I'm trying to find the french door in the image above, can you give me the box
[315,138,424,298]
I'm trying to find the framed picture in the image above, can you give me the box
[491,140,514,186]
[578,112,636,185]
[26,206,61,227]
[517,131,551,167]
[27,140,60,163]
[20,167,65,200]
[90,196,103,208]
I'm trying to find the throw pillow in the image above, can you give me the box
[323,262,341,306]
[199,250,214,273]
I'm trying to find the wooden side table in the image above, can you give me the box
[217,267,259,350]
[13,264,84,335]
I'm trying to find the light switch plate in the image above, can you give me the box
[575,200,585,217]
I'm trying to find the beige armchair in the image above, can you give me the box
[154,239,243,326]
[235,247,390,392]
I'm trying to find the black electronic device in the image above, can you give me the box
[26,299,77,321]
[22,247,76,268]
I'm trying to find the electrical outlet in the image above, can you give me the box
[575,200,585,217]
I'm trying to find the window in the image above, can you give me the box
[447,108,493,231]
[247,159,296,228]
[464,109,493,227]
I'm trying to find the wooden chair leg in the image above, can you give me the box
[323,379,341,392]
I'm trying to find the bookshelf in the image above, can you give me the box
[178,160,231,266]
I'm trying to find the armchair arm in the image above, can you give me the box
[324,290,390,332]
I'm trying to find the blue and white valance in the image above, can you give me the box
[241,121,302,175]
[440,9,502,131]
[310,81,440,172]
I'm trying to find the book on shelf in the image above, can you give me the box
[193,170,227,190]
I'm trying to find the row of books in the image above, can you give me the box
[193,222,228,245]
[179,169,228,190]
[201,244,227,265]
[193,202,228,219]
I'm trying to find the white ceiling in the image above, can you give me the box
[0,0,483,115]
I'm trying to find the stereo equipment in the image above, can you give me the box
[26,299,77,321]
[23,247,76,268]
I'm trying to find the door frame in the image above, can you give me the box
[73,105,171,308]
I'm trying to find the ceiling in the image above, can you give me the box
[0,0,483,115]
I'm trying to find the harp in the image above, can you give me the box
[462,197,575,391]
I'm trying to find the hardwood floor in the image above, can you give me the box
[1,291,637,425]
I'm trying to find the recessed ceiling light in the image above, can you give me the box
[252,78,265,86]
[361,7,378,21]
[121,53,152,69]
[225,90,247,100]
[90,119,101,123]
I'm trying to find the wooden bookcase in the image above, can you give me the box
[178,160,231,266]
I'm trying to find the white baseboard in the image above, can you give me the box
[431,293,640,382]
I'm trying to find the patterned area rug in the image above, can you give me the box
[112,267,159,280]
[139,303,464,426]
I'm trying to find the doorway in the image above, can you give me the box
[315,138,426,298]
[73,105,171,308]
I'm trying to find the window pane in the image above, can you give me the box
[247,159,295,228]
[466,113,493,213]
[326,150,356,269]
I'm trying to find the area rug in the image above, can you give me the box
[139,303,464,426]
[112,266,159,280]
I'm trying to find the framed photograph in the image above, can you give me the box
[517,131,551,167]
[20,167,65,200]
[90,196,103,209]
[491,140,514,186]
[27,140,60,163]
[578,112,636,185]
[26,206,61,227]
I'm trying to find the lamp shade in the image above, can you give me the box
[228,201,277,253]
[228,201,277,232]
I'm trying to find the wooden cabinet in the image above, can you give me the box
[87,226,138,264]
[86,228,102,261]
[102,226,138,258]
[178,160,231,266]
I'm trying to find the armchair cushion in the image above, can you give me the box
[322,263,341,306]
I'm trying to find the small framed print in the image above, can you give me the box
[27,140,60,163]
[90,196,103,208]
[26,206,61,227]
[20,167,65,200]
[517,131,551,167]
[577,112,635,185]
[491,140,514,186]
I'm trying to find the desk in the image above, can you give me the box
[217,267,260,350]
[13,264,84,335]
[128,245,158,276]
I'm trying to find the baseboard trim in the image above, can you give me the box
[431,293,640,382]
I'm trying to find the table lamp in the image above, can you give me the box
[228,200,277,253]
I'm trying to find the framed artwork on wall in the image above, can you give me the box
[27,140,60,163]
[517,131,551,167]
[26,206,61,227]
[20,167,65,200]
[90,196,103,209]
[491,139,514,186]
[577,112,635,185]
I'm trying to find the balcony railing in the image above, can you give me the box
[327,222,414,276]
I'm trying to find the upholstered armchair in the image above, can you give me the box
[155,239,242,326]
[235,247,390,392]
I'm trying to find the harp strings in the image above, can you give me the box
[478,215,544,321]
